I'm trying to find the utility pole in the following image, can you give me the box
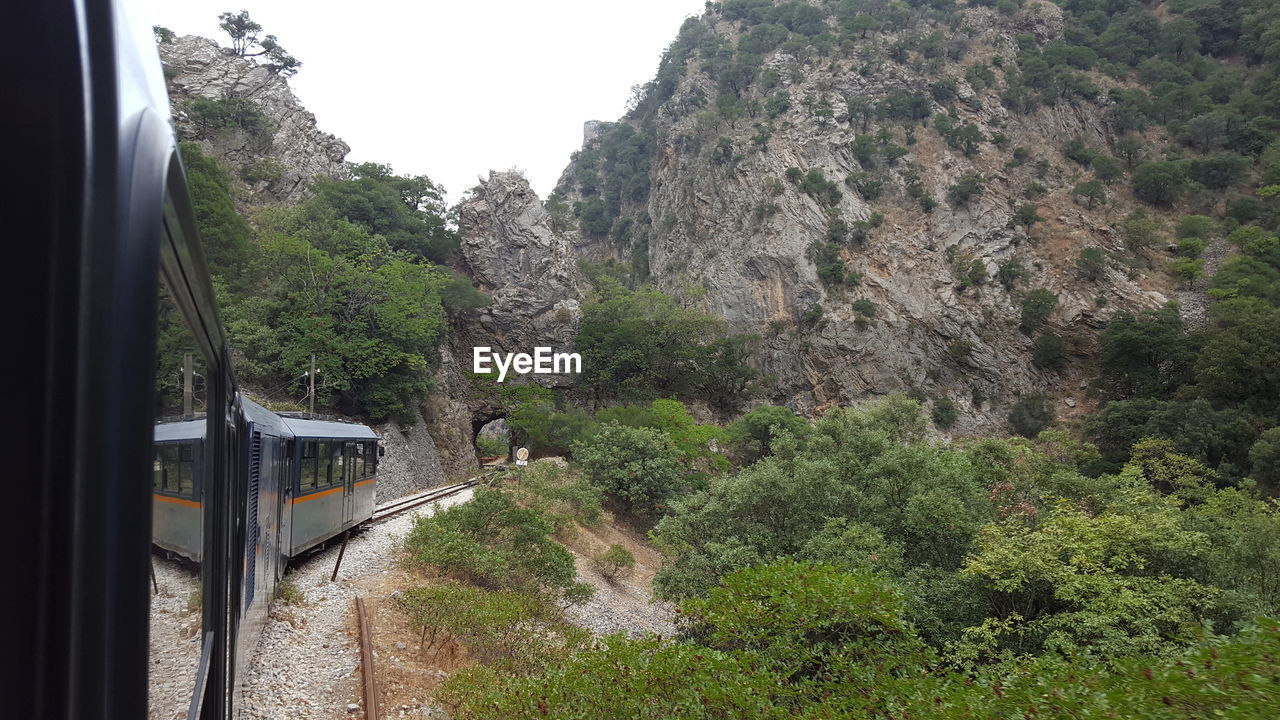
[183,353,193,419]
[309,353,316,416]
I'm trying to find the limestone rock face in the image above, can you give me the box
[158,35,349,203]
[420,172,590,477]
[545,4,1174,432]
[455,171,588,363]
[374,408,446,499]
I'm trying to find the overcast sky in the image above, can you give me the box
[132,0,705,203]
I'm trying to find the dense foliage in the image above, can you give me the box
[574,279,761,409]
[168,144,484,421]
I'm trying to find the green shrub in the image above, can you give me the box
[591,544,636,581]
[851,298,877,317]
[725,404,809,465]
[1076,247,1107,280]
[1020,289,1059,333]
[931,397,959,428]
[1032,332,1069,369]
[273,577,304,605]
[1008,394,1056,437]
[572,423,685,514]
[405,488,578,595]
[475,435,508,457]
[946,173,984,206]
[397,582,586,671]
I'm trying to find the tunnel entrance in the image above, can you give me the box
[473,416,510,464]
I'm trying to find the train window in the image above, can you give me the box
[302,440,318,489]
[355,442,366,478]
[151,177,206,719]
[160,444,179,492]
[333,442,345,485]
[368,441,377,474]
[347,442,358,481]
[178,443,194,496]
[319,441,332,486]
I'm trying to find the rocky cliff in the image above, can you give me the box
[499,1,1183,433]
[158,35,349,204]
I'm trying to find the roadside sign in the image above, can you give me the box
[515,447,529,466]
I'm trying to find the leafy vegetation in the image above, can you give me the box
[574,279,760,410]
[167,144,483,422]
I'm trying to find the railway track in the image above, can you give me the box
[369,479,479,523]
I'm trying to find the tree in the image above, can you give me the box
[932,397,959,428]
[1094,306,1197,400]
[1120,209,1163,248]
[652,396,985,600]
[217,10,301,76]
[947,173,984,207]
[1249,428,1280,494]
[1114,136,1145,167]
[1020,289,1059,333]
[725,404,809,464]
[996,258,1029,290]
[572,422,685,514]
[1032,332,1069,369]
[1076,247,1107,280]
[1008,394,1055,437]
[310,162,457,262]
[1072,179,1106,208]
[1132,161,1187,206]
[217,10,261,55]
[574,279,759,409]
[962,493,1221,659]
[1176,215,1217,239]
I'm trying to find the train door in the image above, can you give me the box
[342,441,357,525]
[277,439,294,576]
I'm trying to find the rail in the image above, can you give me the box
[369,480,478,522]
[356,596,379,720]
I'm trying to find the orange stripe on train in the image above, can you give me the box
[153,494,201,508]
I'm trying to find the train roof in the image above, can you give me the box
[154,419,204,442]
[282,416,379,440]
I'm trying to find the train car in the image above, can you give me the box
[284,417,380,555]
[152,410,381,564]
[13,1,246,718]
[152,419,206,561]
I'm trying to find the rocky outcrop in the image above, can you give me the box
[158,35,349,204]
[541,3,1174,432]
[455,171,588,358]
[422,172,590,476]
[374,407,447,500]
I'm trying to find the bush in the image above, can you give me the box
[725,404,810,465]
[572,423,685,514]
[1076,247,1107,280]
[1008,394,1056,437]
[947,173,984,206]
[1032,332,1069,370]
[996,258,1029,290]
[405,488,578,595]
[397,583,586,671]
[1020,289,1059,333]
[931,397,959,428]
[851,298,877,317]
[1132,161,1187,206]
[592,544,636,581]
[475,434,508,457]
[274,577,303,605]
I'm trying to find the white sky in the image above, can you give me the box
[132,0,706,203]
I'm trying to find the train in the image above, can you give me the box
[152,404,381,565]
[11,1,359,718]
